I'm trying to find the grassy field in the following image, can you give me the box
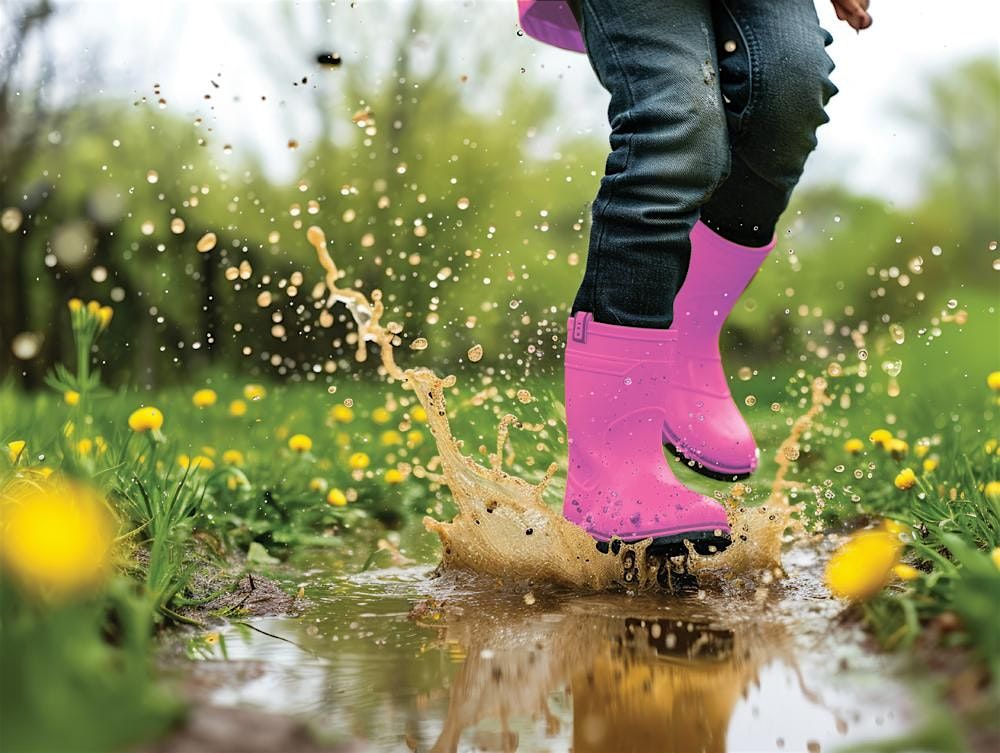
[1,291,998,752]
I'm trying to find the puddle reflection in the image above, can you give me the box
[201,566,911,752]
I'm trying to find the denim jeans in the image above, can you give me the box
[570,0,839,328]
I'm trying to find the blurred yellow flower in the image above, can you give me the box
[192,388,218,408]
[988,371,1000,391]
[179,454,215,471]
[229,399,248,417]
[372,407,392,424]
[64,390,81,406]
[922,457,938,473]
[893,564,920,581]
[406,430,424,447]
[76,438,93,456]
[327,488,347,507]
[96,305,113,330]
[348,452,370,470]
[309,477,328,493]
[222,449,245,466]
[410,405,428,423]
[335,432,351,448]
[330,404,354,423]
[384,469,403,485]
[843,438,864,454]
[825,528,903,601]
[894,468,917,490]
[380,430,403,447]
[243,384,267,401]
[128,406,164,432]
[67,298,83,313]
[0,478,114,598]
[992,548,1000,569]
[888,438,908,459]
[914,440,930,459]
[204,632,220,645]
[869,429,892,448]
[985,481,1000,502]
[288,434,313,453]
[86,300,100,316]
[95,437,108,455]
[7,440,26,463]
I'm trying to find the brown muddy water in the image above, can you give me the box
[184,539,915,753]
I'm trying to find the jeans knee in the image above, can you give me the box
[607,88,730,208]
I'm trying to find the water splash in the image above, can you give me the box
[308,226,828,590]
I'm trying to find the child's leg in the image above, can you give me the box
[571,0,729,329]
[700,0,839,246]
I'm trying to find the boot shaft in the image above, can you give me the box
[672,221,775,338]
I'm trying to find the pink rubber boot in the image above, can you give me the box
[661,221,776,479]
[563,312,732,558]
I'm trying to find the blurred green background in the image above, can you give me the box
[1,0,996,391]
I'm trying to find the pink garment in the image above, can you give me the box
[517,0,585,53]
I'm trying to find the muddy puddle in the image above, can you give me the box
[184,540,914,753]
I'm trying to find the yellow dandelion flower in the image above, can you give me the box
[288,434,313,453]
[894,468,917,490]
[380,430,403,447]
[182,455,215,471]
[222,449,244,466]
[192,388,217,408]
[985,439,998,455]
[384,468,403,485]
[406,430,424,447]
[825,529,902,601]
[128,406,164,433]
[204,632,220,645]
[327,488,347,507]
[67,298,84,313]
[985,481,1000,502]
[843,438,864,454]
[410,405,427,423]
[86,300,100,316]
[226,476,240,491]
[869,429,892,448]
[372,407,392,424]
[243,384,267,401]
[922,457,938,473]
[0,478,115,598]
[330,404,354,423]
[7,440,27,464]
[893,564,920,581]
[95,437,108,455]
[888,438,908,459]
[97,305,113,330]
[229,399,247,417]
[914,441,930,459]
[309,477,328,493]
[76,438,93,456]
[348,452,370,470]
[988,371,1000,391]
[64,390,81,406]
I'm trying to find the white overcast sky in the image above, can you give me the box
[24,0,1000,207]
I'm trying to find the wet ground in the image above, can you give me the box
[174,538,916,753]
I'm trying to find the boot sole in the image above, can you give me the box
[595,529,732,559]
[662,439,754,482]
